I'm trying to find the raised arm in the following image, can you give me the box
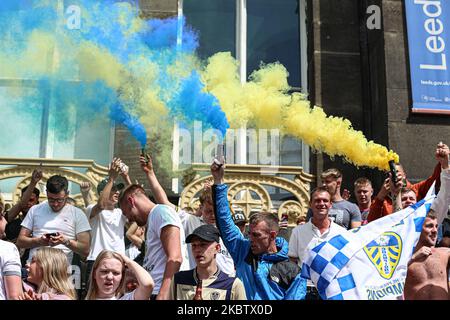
[126,222,144,248]
[140,153,174,208]
[7,167,42,222]
[430,142,449,224]
[367,177,390,222]
[80,182,94,208]
[90,158,121,220]
[157,225,183,300]
[412,143,446,199]
[390,172,404,212]
[121,254,154,300]
[210,160,249,265]
[119,161,133,186]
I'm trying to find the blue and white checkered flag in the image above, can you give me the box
[301,194,436,300]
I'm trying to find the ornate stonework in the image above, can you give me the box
[0,158,109,205]
[179,164,314,227]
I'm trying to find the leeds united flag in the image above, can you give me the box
[301,195,436,300]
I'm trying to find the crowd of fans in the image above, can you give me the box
[0,142,448,300]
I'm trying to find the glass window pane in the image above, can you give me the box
[281,136,302,166]
[0,86,43,158]
[184,0,236,59]
[247,0,301,87]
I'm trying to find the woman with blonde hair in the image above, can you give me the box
[85,250,153,300]
[20,247,76,300]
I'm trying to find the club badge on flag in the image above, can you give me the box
[301,195,436,300]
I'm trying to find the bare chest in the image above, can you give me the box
[408,252,448,282]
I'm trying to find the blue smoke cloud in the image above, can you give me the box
[0,0,230,149]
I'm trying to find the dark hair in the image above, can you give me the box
[46,175,68,194]
[249,212,279,233]
[21,186,40,198]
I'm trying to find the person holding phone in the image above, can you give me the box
[16,175,91,266]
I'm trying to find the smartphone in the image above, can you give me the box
[388,160,397,184]
[45,232,58,238]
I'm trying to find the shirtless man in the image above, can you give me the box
[403,142,450,300]
[403,213,450,300]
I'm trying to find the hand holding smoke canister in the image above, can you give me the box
[388,160,397,184]
[141,148,150,164]
[214,143,225,167]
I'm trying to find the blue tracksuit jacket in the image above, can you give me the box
[213,184,306,300]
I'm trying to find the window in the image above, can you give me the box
[247,0,301,88]
[0,2,114,165]
[182,0,309,170]
[184,0,236,59]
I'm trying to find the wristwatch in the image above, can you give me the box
[64,239,71,247]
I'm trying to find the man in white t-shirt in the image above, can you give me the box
[85,158,129,281]
[137,154,235,275]
[289,187,346,300]
[0,211,22,300]
[17,175,91,265]
[289,186,347,267]
[119,184,189,300]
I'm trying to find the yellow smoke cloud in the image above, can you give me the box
[202,52,399,170]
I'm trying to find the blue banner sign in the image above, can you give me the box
[405,0,450,114]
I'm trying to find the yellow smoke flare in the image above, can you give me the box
[202,52,399,170]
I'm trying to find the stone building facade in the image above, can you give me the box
[114,0,449,199]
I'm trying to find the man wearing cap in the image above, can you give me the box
[169,225,246,300]
[84,158,130,284]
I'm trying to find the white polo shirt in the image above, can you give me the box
[288,219,347,266]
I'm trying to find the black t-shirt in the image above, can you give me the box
[4,212,30,266]
[5,214,23,242]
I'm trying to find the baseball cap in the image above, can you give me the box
[186,224,220,243]
[233,213,248,225]
[97,178,125,195]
